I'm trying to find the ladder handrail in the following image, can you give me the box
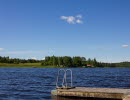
[66,69,73,87]
[56,69,73,88]
[56,69,67,88]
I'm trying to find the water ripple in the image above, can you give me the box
[0,67,130,100]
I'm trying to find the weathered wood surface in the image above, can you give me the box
[51,87,130,100]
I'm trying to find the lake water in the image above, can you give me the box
[0,67,130,100]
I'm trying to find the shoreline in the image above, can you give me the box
[0,63,129,68]
[0,63,59,68]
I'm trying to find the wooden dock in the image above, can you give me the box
[51,87,130,100]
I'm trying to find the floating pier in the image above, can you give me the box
[53,69,130,100]
[51,87,130,100]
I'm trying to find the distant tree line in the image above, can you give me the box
[41,56,117,67]
[1,56,130,67]
[114,61,130,67]
[41,56,86,67]
[0,56,41,64]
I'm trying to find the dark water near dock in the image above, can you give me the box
[0,67,130,100]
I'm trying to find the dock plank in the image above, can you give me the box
[51,87,130,100]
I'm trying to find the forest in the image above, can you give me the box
[41,56,116,67]
[0,56,41,64]
[0,56,130,68]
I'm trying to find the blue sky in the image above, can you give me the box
[0,0,130,62]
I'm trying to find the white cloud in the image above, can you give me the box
[61,16,68,19]
[61,16,75,24]
[67,16,75,24]
[42,57,45,60]
[121,45,129,47]
[31,57,37,60]
[76,19,83,24]
[61,14,83,24]
[0,48,4,51]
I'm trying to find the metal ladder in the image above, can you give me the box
[56,69,74,89]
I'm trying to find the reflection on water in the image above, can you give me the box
[51,96,121,100]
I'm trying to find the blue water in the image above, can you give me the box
[0,67,130,100]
